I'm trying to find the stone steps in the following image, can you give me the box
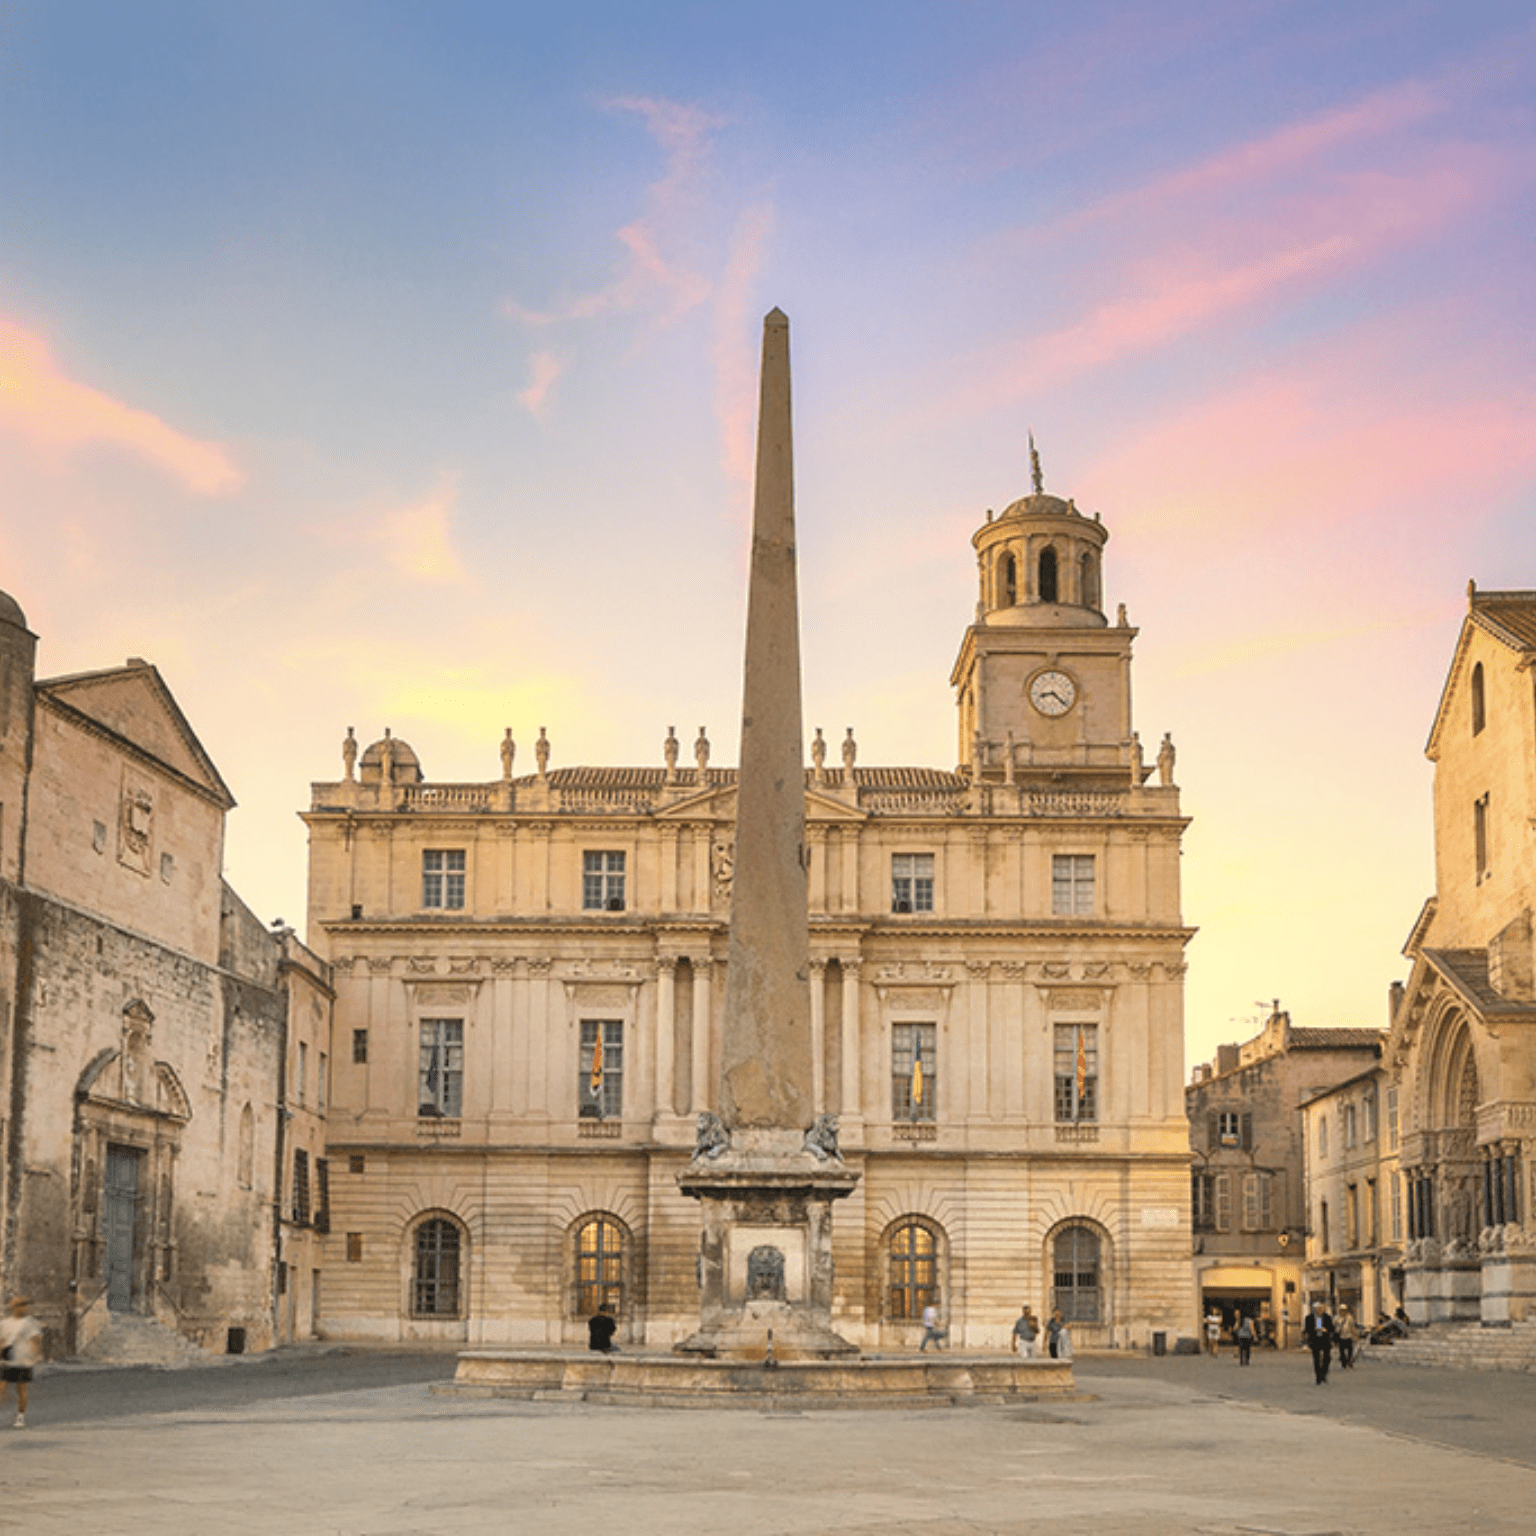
[1373,1320,1536,1374]
[74,1311,215,1367]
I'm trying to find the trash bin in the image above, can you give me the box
[1152,1330,1167,1357]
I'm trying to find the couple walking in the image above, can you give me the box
[1013,1305,1070,1359]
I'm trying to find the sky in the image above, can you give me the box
[2,1,1532,1071]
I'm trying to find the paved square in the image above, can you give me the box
[1,1351,1531,1534]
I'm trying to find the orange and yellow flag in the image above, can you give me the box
[911,1039,924,1109]
[589,1030,604,1097]
[1075,1027,1088,1104]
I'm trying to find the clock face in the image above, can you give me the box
[1029,669,1077,717]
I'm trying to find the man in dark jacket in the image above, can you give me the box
[1302,1301,1336,1384]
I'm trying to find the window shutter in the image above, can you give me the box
[1207,1112,1218,1149]
[1240,1112,1253,1151]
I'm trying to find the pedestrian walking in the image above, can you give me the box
[1302,1301,1336,1385]
[587,1305,619,1354]
[919,1302,946,1351]
[1205,1306,1223,1357]
[1012,1305,1039,1358]
[0,1296,42,1427]
[1046,1308,1065,1358]
[1235,1313,1255,1366]
[1337,1305,1358,1368]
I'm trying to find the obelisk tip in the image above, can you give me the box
[765,306,789,327]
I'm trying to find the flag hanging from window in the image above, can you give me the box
[911,1038,924,1112]
[590,1030,604,1098]
[1075,1027,1088,1106]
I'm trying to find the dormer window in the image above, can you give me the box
[1038,546,1059,603]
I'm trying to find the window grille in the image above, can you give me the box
[887,1222,937,1320]
[583,850,627,911]
[579,1020,623,1120]
[292,1149,310,1225]
[352,1028,368,1064]
[418,1019,464,1118]
[1053,1023,1097,1122]
[575,1217,625,1316]
[1051,1226,1101,1324]
[891,853,935,913]
[422,849,466,909]
[891,1022,937,1122]
[1051,855,1095,916]
[413,1219,461,1316]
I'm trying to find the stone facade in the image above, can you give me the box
[305,475,1197,1350]
[1187,1011,1383,1347]
[1300,1064,1403,1324]
[0,592,331,1357]
[1388,586,1536,1324]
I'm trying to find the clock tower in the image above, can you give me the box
[950,449,1139,786]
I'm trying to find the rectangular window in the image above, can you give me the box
[348,1153,366,1175]
[1364,1093,1378,1144]
[1391,1173,1403,1240]
[318,1053,327,1112]
[1242,1172,1273,1231]
[314,1158,330,1234]
[1213,1171,1232,1232]
[352,1028,368,1064]
[1051,855,1096,917]
[891,854,935,914]
[1346,1184,1359,1248]
[1217,1110,1240,1146]
[292,1149,310,1225]
[1344,1103,1357,1149]
[582,851,627,911]
[1317,1116,1328,1158]
[1319,1200,1330,1253]
[346,1233,364,1263]
[1192,1171,1218,1231]
[891,1022,937,1122]
[418,1018,464,1117]
[1366,1178,1377,1246]
[422,849,466,909]
[1388,1087,1399,1151]
[580,1019,623,1119]
[1475,794,1489,881]
[296,1042,307,1107]
[1053,1023,1098,1122]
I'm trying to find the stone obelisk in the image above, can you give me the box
[719,307,815,1131]
[676,308,858,1359]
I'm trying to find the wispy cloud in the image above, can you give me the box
[0,318,243,495]
[516,350,564,419]
[373,482,470,585]
[502,96,724,331]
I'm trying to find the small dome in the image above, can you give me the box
[0,589,28,630]
[997,492,1079,522]
[360,735,420,769]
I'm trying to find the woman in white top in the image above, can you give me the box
[0,1296,43,1427]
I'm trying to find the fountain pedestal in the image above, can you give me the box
[675,1128,858,1359]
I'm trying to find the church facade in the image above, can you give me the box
[304,474,1196,1350]
[1388,586,1536,1324]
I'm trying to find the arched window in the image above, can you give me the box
[1080,551,1099,610]
[237,1103,254,1189]
[1038,546,1059,603]
[887,1220,939,1319]
[412,1217,462,1317]
[998,552,1017,607]
[574,1215,626,1316]
[1051,1225,1101,1324]
[1471,662,1485,735]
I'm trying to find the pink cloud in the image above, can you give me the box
[516,350,564,419]
[1026,80,1442,249]
[371,483,470,586]
[711,201,777,498]
[502,96,724,331]
[0,318,243,495]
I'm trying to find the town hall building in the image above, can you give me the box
[303,465,1197,1351]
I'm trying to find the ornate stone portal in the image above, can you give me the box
[674,309,860,1359]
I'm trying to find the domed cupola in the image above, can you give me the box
[971,437,1108,630]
